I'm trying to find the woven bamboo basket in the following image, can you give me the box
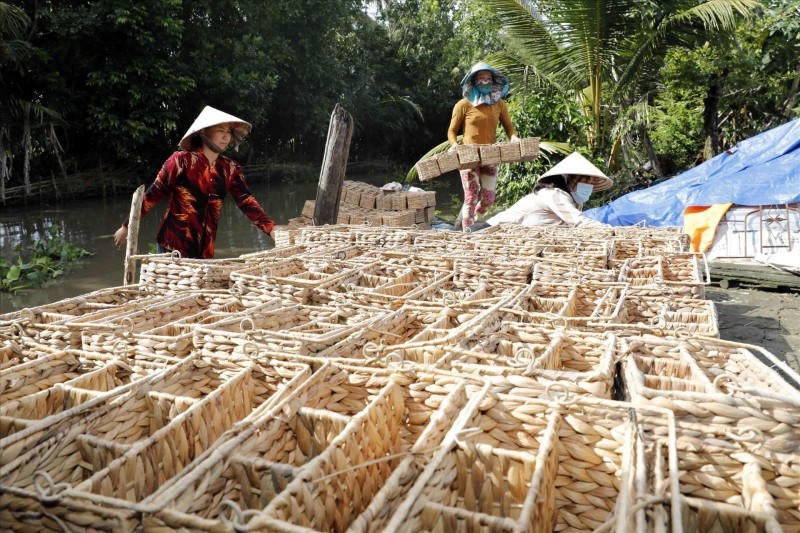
[383,391,649,533]
[389,192,407,211]
[436,151,460,173]
[609,294,719,336]
[0,286,158,328]
[382,211,415,227]
[230,258,356,305]
[374,193,393,211]
[498,140,522,163]
[0,358,152,440]
[518,137,540,162]
[452,256,532,290]
[643,418,799,531]
[506,282,628,328]
[136,253,246,292]
[140,364,477,531]
[456,144,481,169]
[293,226,355,246]
[423,190,437,207]
[0,350,109,403]
[0,356,312,532]
[438,327,616,399]
[359,191,378,210]
[618,254,709,298]
[83,297,279,360]
[618,334,797,400]
[415,158,441,182]
[351,227,418,248]
[193,304,366,358]
[478,144,502,166]
[240,244,315,264]
[301,200,316,218]
[620,339,800,455]
[406,192,428,210]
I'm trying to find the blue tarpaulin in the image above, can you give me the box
[585,118,800,226]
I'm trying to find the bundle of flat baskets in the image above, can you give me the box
[416,137,541,181]
[1,222,798,533]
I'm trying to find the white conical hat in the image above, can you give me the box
[539,152,614,192]
[178,106,252,150]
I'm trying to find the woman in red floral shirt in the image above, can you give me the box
[113,106,275,259]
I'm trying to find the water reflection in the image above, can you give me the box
[0,166,461,313]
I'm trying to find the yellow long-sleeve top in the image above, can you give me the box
[447,98,517,145]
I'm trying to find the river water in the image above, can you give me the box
[0,165,461,314]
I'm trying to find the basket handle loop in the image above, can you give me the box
[544,383,579,407]
[239,317,256,334]
[170,250,182,262]
[376,236,388,248]
[19,307,38,324]
[334,250,347,260]
[712,372,741,395]
[113,340,131,356]
[33,471,71,505]
[219,499,261,532]
[362,341,383,359]
[119,316,136,335]
[261,267,274,278]
[242,341,261,359]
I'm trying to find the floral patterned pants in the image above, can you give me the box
[459,165,498,230]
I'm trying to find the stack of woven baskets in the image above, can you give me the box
[1,222,798,532]
[289,180,436,229]
[416,137,541,181]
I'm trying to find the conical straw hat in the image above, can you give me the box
[178,106,252,150]
[539,152,613,191]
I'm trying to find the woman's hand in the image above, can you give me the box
[510,134,520,143]
[113,225,128,249]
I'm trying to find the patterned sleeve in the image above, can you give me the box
[123,151,183,227]
[448,100,467,144]
[227,162,276,235]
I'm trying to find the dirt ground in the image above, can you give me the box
[706,285,800,375]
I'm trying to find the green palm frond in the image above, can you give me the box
[667,0,759,32]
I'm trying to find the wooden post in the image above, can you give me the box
[313,104,353,226]
[123,185,145,285]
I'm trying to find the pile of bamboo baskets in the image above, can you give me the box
[289,181,436,229]
[416,137,540,181]
[1,222,799,532]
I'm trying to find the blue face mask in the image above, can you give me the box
[571,182,593,204]
[475,81,493,94]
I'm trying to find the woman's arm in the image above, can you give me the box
[546,190,607,227]
[228,165,276,235]
[499,101,518,140]
[447,100,466,145]
[114,152,183,248]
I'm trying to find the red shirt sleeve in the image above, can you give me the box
[226,161,276,235]
[123,152,184,227]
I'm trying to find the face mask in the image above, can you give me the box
[475,80,493,94]
[571,182,593,204]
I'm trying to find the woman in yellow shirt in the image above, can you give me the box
[448,62,519,230]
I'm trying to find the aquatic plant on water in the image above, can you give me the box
[0,226,92,292]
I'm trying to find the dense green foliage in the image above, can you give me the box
[1,0,797,205]
[0,226,92,292]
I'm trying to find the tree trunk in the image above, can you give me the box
[313,104,353,226]
[23,109,32,198]
[703,69,727,159]
[639,125,663,178]
[0,130,7,205]
[783,60,800,120]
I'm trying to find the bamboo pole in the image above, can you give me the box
[123,185,145,285]
[313,104,353,226]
